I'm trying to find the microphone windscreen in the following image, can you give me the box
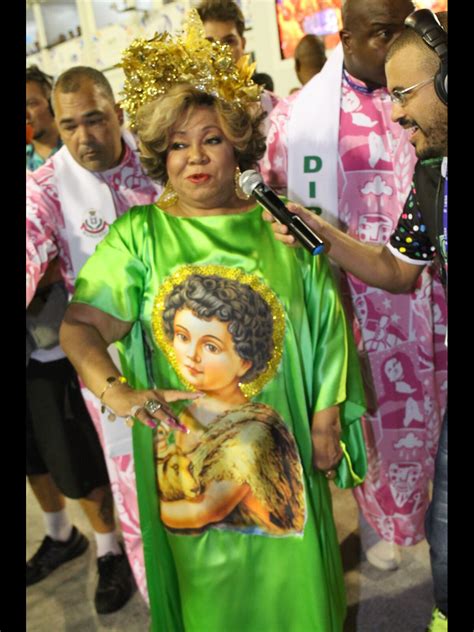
[239,169,263,197]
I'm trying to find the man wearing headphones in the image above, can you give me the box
[265,10,448,632]
[26,66,62,171]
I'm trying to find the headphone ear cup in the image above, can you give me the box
[434,64,448,105]
[404,9,447,105]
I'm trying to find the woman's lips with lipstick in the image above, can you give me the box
[187,173,211,184]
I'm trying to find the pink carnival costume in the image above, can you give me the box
[261,45,447,549]
[27,137,161,601]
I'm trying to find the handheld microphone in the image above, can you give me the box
[239,170,325,256]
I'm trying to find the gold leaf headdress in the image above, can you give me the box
[119,9,263,129]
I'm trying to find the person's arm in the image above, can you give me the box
[27,183,60,305]
[263,204,424,294]
[160,480,250,530]
[36,257,63,290]
[303,245,366,480]
[311,405,343,471]
[60,303,200,427]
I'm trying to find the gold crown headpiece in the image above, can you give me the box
[119,9,263,129]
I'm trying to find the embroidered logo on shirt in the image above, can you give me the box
[80,209,109,238]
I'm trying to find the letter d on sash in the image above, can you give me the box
[304,156,323,173]
[304,156,322,199]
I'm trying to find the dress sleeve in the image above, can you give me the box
[72,208,148,323]
[302,252,367,487]
[302,252,366,421]
[387,183,436,265]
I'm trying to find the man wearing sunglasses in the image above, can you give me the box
[265,10,448,632]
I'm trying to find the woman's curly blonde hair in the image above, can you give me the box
[135,84,267,184]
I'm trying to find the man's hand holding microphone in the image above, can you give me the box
[239,170,330,255]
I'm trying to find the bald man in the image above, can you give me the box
[294,34,326,86]
[261,0,447,573]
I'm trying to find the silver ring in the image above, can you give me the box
[144,399,162,415]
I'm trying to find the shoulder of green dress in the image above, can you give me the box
[110,204,156,234]
[124,203,157,218]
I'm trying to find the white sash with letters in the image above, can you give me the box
[288,43,343,225]
[54,132,138,457]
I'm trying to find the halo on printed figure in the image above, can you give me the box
[152,264,285,399]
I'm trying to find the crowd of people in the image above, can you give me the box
[26,1,447,631]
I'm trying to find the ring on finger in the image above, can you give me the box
[324,469,337,480]
[144,399,163,415]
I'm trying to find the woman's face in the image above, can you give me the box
[172,308,252,393]
[166,106,238,210]
[384,357,403,383]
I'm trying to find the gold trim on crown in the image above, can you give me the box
[119,9,263,129]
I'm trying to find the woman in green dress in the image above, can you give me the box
[60,12,367,632]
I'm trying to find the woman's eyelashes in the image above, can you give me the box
[169,136,223,151]
[205,136,222,145]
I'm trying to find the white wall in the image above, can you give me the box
[41,3,80,45]
[26,0,297,97]
[93,0,153,30]
[26,7,38,54]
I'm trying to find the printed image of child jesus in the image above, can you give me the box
[154,271,306,536]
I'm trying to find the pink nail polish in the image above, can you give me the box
[146,418,158,429]
[167,417,189,433]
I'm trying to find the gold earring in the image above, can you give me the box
[234,166,250,200]
[158,180,178,208]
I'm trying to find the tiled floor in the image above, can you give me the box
[27,481,434,631]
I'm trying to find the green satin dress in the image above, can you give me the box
[73,203,367,632]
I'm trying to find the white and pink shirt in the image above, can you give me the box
[27,142,160,305]
[26,140,161,601]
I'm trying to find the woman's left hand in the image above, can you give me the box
[311,406,343,474]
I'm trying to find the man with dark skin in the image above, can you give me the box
[340,0,415,90]
[262,0,447,575]
[265,11,448,631]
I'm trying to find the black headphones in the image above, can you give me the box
[26,65,55,116]
[404,9,447,105]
